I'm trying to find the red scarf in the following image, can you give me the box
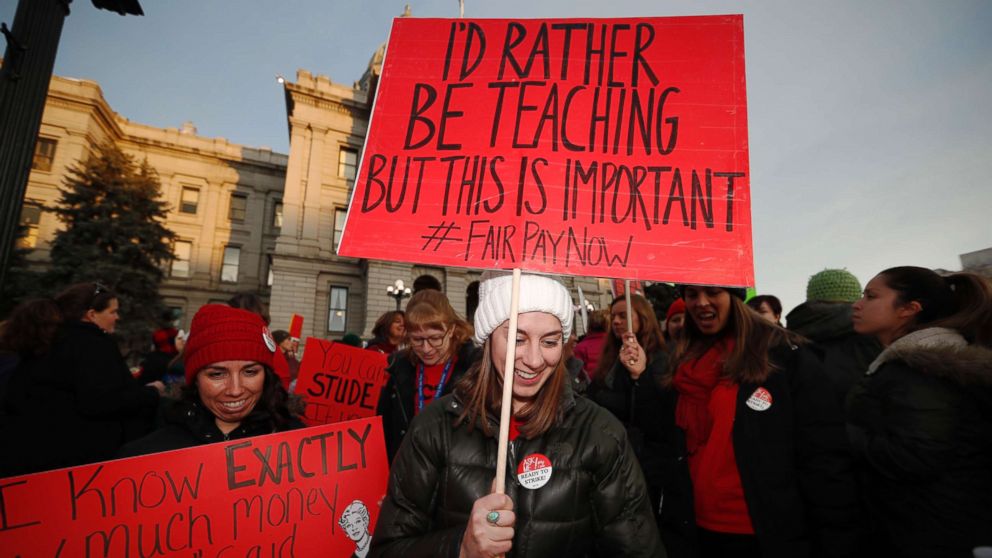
[673,337,735,455]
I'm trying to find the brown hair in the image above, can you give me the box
[454,337,567,439]
[54,282,117,322]
[404,289,473,362]
[667,289,805,385]
[592,294,665,384]
[0,298,63,356]
[880,267,992,347]
[371,310,405,340]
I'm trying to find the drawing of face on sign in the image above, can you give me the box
[338,499,372,558]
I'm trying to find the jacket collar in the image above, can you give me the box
[868,327,966,375]
[166,399,275,442]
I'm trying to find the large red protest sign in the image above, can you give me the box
[338,16,753,286]
[295,338,389,426]
[0,418,387,557]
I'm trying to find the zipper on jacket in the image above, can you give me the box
[393,383,409,426]
[507,439,521,488]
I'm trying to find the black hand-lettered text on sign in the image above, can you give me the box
[0,418,388,557]
[338,16,753,286]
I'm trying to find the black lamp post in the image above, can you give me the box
[386,279,411,311]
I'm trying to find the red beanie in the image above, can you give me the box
[153,327,179,354]
[666,298,686,321]
[183,304,277,385]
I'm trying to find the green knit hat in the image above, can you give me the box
[806,269,862,303]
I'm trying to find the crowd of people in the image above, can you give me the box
[0,265,990,558]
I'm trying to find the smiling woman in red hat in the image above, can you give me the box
[658,285,860,558]
[119,304,302,456]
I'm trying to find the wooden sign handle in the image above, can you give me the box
[494,268,522,495]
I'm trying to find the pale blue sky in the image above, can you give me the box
[3,0,989,314]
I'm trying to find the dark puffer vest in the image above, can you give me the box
[371,387,667,558]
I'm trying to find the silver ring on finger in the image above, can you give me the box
[486,510,500,525]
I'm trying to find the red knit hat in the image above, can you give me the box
[666,298,686,321]
[183,304,277,385]
[152,327,179,354]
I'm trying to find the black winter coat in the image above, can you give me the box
[786,301,881,404]
[371,388,667,558]
[376,341,478,462]
[117,398,304,457]
[846,331,992,558]
[0,322,159,476]
[659,343,861,558]
[587,349,670,513]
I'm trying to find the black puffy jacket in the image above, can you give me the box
[371,387,667,558]
[846,329,992,558]
[376,341,479,462]
[659,343,861,558]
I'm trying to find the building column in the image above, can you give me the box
[299,125,326,256]
[275,119,309,256]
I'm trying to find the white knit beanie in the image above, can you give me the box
[473,270,574,344]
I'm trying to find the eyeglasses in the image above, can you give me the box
[93,282,109,296]
[409,329,449,349]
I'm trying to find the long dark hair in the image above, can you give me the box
[879,267,992,347]
[454,338,567,439]
[668,290,805,385]
[592,294,665,384]
[54,281,117,322]
[0,298,63,356]
[182,367,295,430]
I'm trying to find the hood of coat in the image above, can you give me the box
[785,300,856,342]
[869,327,992,387]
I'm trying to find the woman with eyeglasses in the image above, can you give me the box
[0,282,163,476]
[376,289,479,462]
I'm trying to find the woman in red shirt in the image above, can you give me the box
[660,285,860,558]
[375,290,478,461]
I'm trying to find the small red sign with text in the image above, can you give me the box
[295,338,390,426]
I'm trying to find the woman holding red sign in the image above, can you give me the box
[371,271,665,558]
[376,289,478,462]
[658,285,860,558]
[587,294,670,516]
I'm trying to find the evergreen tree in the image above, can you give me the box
[46,142,175,351]
[643,282,679,322]
[0,222,43,318]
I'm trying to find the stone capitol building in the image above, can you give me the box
[16,39,613,340]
